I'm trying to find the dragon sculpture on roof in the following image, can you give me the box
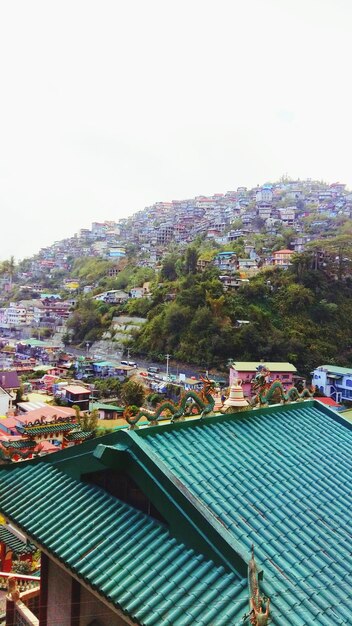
[124,375,217,427]
[243,546,270,625]
[250,364,314,407]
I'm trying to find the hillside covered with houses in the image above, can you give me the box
[0,177,352,377]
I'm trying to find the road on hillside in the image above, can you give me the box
[66,346,225,381]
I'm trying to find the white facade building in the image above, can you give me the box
[312,365,352,403]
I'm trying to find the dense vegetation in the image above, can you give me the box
[12,229,352,378]
[127,238,352,376]
[59,236,352,376]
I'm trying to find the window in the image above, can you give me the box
[82,469,167,525]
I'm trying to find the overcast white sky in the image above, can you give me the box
[0,0,351,261]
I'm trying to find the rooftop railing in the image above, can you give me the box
[0,572,40,626]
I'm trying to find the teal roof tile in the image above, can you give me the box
[0,526,36,554]
[20,423,78,435]
[0,461,246,625]
[64,430,93,441]
[125,401,352,625]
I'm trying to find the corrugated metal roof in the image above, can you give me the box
[134,402,352,624]
[64,385,90,394]
[17,402,48,412]
[90,402,124,412]
[231,362,297,372]
[317,364,352,375]
[17,405,75,421]
[0,462,247,625]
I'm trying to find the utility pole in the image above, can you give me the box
[166,354,171,380]
[127,347,131,360]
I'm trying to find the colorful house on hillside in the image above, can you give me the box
[0,370,20,409]
[272,248,294,267]
[61,384,91,411]
[312,364,352,403]
[229,361,297,397]
[0,400,351,624]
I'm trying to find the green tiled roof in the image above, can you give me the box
[90,402,124,412]
[0,462,246,625]
[93,361,118,367]
[64,430,93,441]
[20,423,78,435]
[0,526,36,554]
[317,364,352,375]
[111,401,352,625]
[2,440,36,449]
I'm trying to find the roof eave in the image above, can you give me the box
[95,433,249,578]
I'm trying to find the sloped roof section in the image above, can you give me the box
[0,370,20,389]
[231,361,297,372]
[0,462,247,625]
[134,402,352,624]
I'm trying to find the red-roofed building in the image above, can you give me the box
[0,404,91,459]
[316,396,340,407]
[63,385,91,411]
[272,249,294,267]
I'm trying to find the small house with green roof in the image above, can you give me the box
[0,400,351,624]
[230,361,297,396]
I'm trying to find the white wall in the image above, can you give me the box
[0,392,10,416]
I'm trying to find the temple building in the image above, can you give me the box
[0,405,93,461]
[0,399,351,624]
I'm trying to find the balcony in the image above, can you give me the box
[0,572,40,626]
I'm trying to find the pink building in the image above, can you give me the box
[229,361,297,397]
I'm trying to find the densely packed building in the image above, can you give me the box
[15,179,351,282]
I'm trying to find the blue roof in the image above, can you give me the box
[118,401,352,625]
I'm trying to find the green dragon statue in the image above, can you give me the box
[250,365,314,407]
[124,376,216,427]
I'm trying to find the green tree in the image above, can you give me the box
[121,380,145,407]
[184,246,199,274]
[161,254,178,281]
[14,385,24,406]
[72,405,99,434]
[66,297,109,343]
[0,256,16,288]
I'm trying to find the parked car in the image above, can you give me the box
[148,366,160,373]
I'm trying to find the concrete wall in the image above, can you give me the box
[0,392,9,416]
